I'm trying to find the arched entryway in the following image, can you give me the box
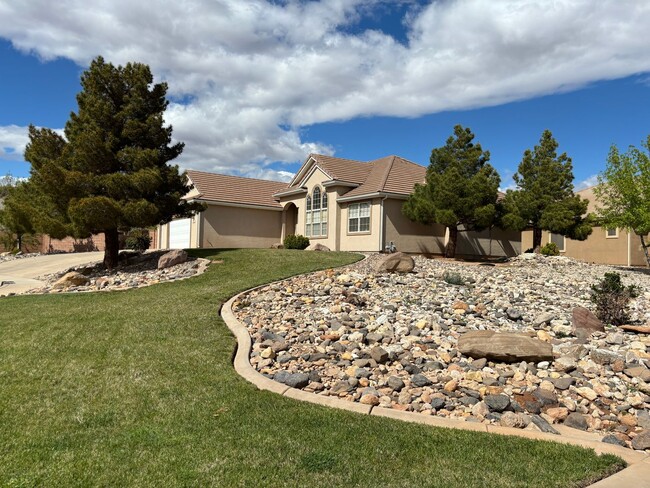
[282,202,298,240]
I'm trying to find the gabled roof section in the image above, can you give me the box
[287,153,372,188]
[341,155,426,199]
[186,170,287,208]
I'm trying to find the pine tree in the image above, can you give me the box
[22,57,203,268]
[594,136,650,266]
[0,182,36,252]
[501,130,592,250]
[402,125,500,258]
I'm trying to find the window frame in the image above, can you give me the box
[605,227,619,239]
[305,186,328,238]
[348,202,371,235]
[549,232,566,252]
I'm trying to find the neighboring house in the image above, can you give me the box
[521,186,648,266]
[160,154,521,257]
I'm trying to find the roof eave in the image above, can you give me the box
[188,198,283,211]
[337,191,410,203]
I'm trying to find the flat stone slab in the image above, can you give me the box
[457,330,554,363]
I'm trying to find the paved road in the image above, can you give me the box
[0,252,104,296]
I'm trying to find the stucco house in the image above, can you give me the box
[158,153,521,257]
[521,186,649,266]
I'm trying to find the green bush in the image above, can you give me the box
[125,228,152,252]
[283,234,310,250]
[540,242,560,256]
[590,272,639,325]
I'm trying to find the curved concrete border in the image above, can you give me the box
[222,280,650,488]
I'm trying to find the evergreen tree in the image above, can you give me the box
[501,130,592,250]
[594,136,650,266]
[403,125,500,258]
[22,57,203,268]
[0,182,36,252]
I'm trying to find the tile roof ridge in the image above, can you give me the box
[377,155,396,192]
[186,169,289,185]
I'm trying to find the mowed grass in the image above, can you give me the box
[0,249,624,487]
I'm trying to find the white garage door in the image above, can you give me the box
[169,218,191,249]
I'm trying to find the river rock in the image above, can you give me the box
[306,243,330,251]
[457,331,553,363]
[158,249,188,269]
[631,430,650,450]
[375,252,415,274]
[571,306,604,338]
[53,271,90,289]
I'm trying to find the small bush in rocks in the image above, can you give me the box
[443,270,465,285]
[283,234,310,250]
[540,242,560,256]
[590,272,640,325]
[125,228,152,252]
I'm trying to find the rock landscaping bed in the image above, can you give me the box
[0,252,41,263]
[234,253,650,451]
[25,249,209,294]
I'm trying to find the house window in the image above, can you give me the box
[348,202,371,233]
[606,227,619,238]
[305,187,327,237]
[550,233,565,252]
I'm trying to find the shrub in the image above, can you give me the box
[540,242,560,256]
[125,228,152,252]
[590,272,639,325]
[443,270,464,285]
[283,234,310,250]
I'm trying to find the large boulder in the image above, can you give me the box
[53,271,90,289]
[158,249,188,269]
[457,330,554,363]
[375,252,415,273]
[572,306,604,339]
[306,243,330,251]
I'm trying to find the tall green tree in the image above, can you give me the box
[501,129,592,250]
[594,136,650,266]
[22,56,203,268]
[403,125,500,258]
[0,182,37,252]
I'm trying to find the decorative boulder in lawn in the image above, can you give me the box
[375,252,415,274]
[571,306,604,339]
[158,249,188,269]
[270,242,284,249]
[306,243,330,251]
[53,271,90,289]
[458,330,554,363]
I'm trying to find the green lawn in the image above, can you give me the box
[0,249,624,487]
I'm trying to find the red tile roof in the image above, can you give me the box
[186,170,287,208]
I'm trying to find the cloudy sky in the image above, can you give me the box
[1,0,649,188]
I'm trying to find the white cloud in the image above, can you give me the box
[0,125,31,162]
[575,174,599,191]
[0,0,649,177]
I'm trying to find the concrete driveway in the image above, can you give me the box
[0,252,104,296]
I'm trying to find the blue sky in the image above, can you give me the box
[1,0,649,190]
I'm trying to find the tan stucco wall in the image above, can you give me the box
[337,198,382,252]
[200,204,282,248]
[158,222,169,249]
[522,227,634,265]
[456,227,521,258]
[383,198,446,254]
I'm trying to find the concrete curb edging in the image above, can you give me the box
[221,281,650,488]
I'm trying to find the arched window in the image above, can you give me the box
[305,186,327,237]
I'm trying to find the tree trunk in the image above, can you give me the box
[104,228,120,270]
[446,226,458,258]
[16,233,22,253]
[640,234,650,267]
[532,227,542,253]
